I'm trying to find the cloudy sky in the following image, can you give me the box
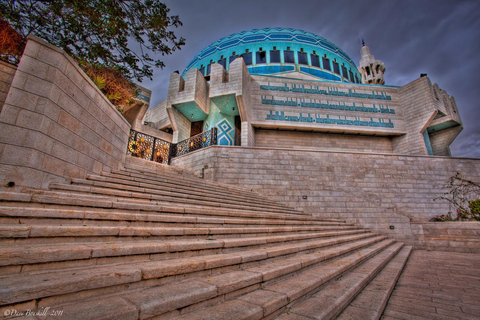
[140,0,480,158]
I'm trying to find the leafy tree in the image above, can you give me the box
[0,0,185,81]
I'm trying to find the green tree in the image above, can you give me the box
[0,0,185,81]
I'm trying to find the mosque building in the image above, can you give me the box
[144,27,462,157]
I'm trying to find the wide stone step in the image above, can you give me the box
[0,224,362,239]
[274,242,404,320]
[14,236,389,317]
[0,231,375,267]
[164,239,396,320]
[336,245,412,320]
[16,190,330,222]
[50,182,300,215]
[0,206,350,228]
[87,172,288,210]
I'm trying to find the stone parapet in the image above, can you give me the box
[0,36,131,190]
[413,222,480,253]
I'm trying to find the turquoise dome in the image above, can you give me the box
[182,27,361,83]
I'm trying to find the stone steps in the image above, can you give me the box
[124,156,273,201]
[0,235,386,306]
[49,181,302,215]
[0,232,375,269]
[91,171,287,209]
[0,205,348,227]
[336,245,412,320]
[174,240,401,320]
[6,190,330,222]
[274,243,404,320]
[1,224,362,239]
[0,158,411,319]
[5,238,397,319]
[111,167,280,204]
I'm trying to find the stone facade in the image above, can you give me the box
[171,146,480,247]
[0,36,131,190]
[146,60,461,156]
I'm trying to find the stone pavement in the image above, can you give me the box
[382,250,480,320]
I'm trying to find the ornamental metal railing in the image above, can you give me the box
[127,128,217,164]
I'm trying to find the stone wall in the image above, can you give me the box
[255,129,393,153]
[0,60,17,113]
[0,36,130,190]
[171,146,480,246]
[414,222,480,253]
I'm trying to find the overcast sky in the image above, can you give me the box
[140,0,480,158]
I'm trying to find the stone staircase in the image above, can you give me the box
[0,157,412,320]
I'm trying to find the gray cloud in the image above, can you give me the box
[140,0,480,158]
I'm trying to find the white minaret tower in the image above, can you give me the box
[358,40,385,85]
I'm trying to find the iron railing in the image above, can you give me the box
[127,128,217,164]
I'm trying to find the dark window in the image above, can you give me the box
[270,50,281,63]
[218,57,226,69]
[341,65,348,79]
[366,66,371,76]
[322,57,331,71]
[229,53,239,65]
[349,70,354,82]
[198,65,205,76]
[310,54,320,68]
[332,61,340,74]
[355,74,359,83]
[206,63,211,75]
[242,52,252,65]
[256,50,267,64]
[284,50,294,63]
[297,51,308,65]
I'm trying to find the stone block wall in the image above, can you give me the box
[171,146,480,246]
[144,101,171,130]
[414,222,480,253]
[0,36,131,190]
[0,60,17,113]
[255,129,394,153]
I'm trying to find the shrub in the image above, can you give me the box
[79,62,138,113]
[469,199,480,221]
[431,172,480,221]
[0,16,26,65]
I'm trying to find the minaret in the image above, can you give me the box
[358,40,385,85]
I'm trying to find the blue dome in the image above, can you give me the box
[182,27,361,83]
